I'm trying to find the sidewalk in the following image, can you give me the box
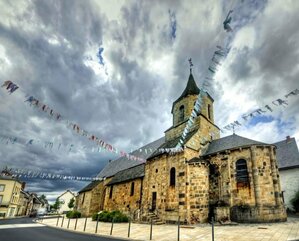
[38,216,299,241]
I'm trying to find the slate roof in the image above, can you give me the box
[21,190,30,198]
[78,180,102,193]
[148,129,198,159]
[172,74,200,113]
[97,137,164,178]
[273,137,299,170]
[108,164,144,185]
[30,193,42,204]
[203,134,268,156]
[188,157,201,163]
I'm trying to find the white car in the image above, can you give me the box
[37,208,47,216]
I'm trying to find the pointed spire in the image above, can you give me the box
[172,72,200,112]
[178,58,199,100]
[179,73,200,99]
[171,59,201,113]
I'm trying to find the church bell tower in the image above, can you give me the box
[164,72,219,143]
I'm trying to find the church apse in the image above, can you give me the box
[204,144,286,223]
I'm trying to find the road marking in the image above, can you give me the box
[0,223,45,229]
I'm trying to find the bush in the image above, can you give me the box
[92,210,128,223]
[66,210,81,219]
[290,190,299,212]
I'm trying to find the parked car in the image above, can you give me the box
[37,208,47,216]
[29,210,37,217]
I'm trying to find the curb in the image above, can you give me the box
[34,219,143,241]
[0,216,28,220]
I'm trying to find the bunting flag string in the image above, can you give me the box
[196,88,299,147]
[1,81,147,163]
[0,133,183,155]
[1,87,297,157]
[1,80,19,94]
[1,85,297,156]
[3,87,295,156]
[220,88,299,132]
[1,167,102,181]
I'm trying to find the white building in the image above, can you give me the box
[275,136,299,211]
[57,190,76,214]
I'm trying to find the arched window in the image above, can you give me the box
[109,185,113,199]
[170,167,176,186]
[236,159,249,183]
[179,105,184,122]
[82,193,85,204]
[208,104,211,119]
[130,182,135,196]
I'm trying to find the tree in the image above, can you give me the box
[68,198,75,209]
[290,190,299,212]
[39,194,48,204]
[53,198,61,211]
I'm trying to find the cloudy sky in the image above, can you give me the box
[0,0,298,202]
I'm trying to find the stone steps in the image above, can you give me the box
[148,212,165,225]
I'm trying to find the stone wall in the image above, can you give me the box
[142,144,211,224]
[230,205,286,222]
[166,92,218,142]
[103,178,143,215]
[188,161,210,223]
[76,191,92,217]
[142,152,188,223]
[89,178,111,215]
[172,95,198,127]
[165,120,191,141]
[215,206,230,222]
[171,92,214,127]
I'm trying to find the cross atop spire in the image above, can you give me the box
[188,58,193,74]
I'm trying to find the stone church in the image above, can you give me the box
[77,73,287,224]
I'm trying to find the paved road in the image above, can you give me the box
[0,217,124,241]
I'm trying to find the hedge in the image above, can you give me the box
[66,210,81,218]
[92,210,128,222]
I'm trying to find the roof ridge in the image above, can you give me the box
[97,137,165,178]
[203,134,270,156]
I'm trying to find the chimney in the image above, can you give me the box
[286,136,291,143]
[21,182,26,190]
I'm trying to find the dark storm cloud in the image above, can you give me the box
[227,0,299,101]
[0,0,112,195]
